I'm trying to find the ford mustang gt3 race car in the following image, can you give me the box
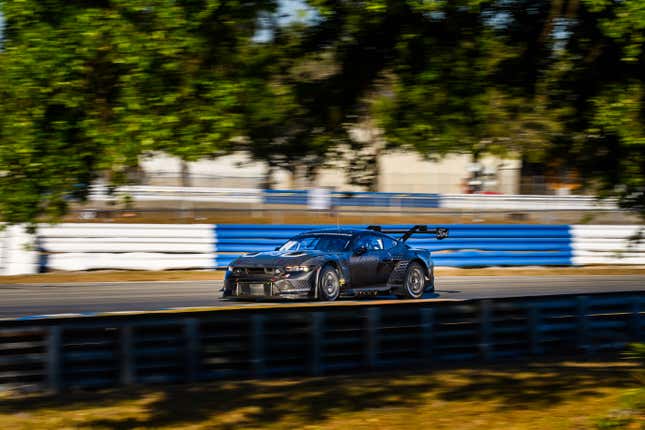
[223,225,448,301]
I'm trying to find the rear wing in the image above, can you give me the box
[367,225,449,241]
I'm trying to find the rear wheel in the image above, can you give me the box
[400,262,426,299]
[318,265,340,301]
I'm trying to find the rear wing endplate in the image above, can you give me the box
[367,225,449,241]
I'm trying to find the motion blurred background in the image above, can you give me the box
[0,0,643,227]
[0,4,644,429]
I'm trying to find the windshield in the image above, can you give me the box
[279,235,350,252]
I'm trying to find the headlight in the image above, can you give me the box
[227,266,244,274]
[284,265,311,272]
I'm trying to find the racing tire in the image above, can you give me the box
[400,261,426,299]
[318,265,341,301]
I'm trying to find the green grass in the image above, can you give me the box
[1,359,642,430]
[595,388,645,429]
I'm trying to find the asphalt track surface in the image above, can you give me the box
[1,275,644,319]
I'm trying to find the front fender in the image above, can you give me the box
[311,255,351,296]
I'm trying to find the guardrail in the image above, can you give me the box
[1,292,642,392]
[213,224,575,267]
[0,228,4,274]
[89,185,262,204]
[439,194,617,210]
[264,189,442,208]
[87,185,620,211]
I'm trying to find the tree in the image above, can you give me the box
[545,0,645,211]
[2,0,644,223]
[0,0,275,223]
[233,19,353,188]
[353,0,643,210]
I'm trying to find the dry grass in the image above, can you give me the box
[0,360,642,430]
[63,206,641,225]
[0,270,225,284]
[2,266,645,284]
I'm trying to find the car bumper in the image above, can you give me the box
[223,270,315,299]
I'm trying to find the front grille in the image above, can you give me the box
[247,267,269,275]
[237,282,274,296]
[237,267,276,275]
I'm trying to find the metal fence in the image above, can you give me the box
[87,185,619,211]
[89,185,262,204]
[1,292,642,392]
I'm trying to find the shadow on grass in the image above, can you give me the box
[0,360,637,429]
[436,363,636,410]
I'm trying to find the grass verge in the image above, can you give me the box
[0,359,642,430]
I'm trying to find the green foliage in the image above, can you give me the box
[1,0,645,222]
[624,343,645,367]
[594,344,645,429]
[370,0,645,209]
[0,0,274,222]
[544,0,645,210]
[235,28,349,179]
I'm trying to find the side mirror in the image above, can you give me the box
[354,245,368,256]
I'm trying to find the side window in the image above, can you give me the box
[367,235,384,251]
[354,234,387,251]
[382,236,397,250]
[354,235,370,250]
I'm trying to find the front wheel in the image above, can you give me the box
[318,265,340,301]
[400,261,426,299]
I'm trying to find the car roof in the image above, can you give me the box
[296,228,390,237]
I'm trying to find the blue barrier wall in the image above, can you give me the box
[214,224,573,268]
[263,190,441,208]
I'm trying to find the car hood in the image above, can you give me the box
[231,250,330,267]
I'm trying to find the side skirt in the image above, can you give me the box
[341,285,391,297]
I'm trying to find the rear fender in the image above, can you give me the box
[387,258,432,289]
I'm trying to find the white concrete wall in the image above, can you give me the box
[572,225,645,265]
[1,225,39,275]
[39,223,216,271]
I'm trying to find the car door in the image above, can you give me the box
[349,233,388,287]
[348,234,379,287]
[376,235,399,284]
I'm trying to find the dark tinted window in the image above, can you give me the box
[367,235,384,250]
[354,234,395,251]
[353,235,371,250]
[315,236,350,252]
[280,235,350,252]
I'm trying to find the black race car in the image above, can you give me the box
[223,225,448,301]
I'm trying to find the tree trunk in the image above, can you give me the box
[370,147,380,192]
[180,160,191,188]
[287,167,297,190]
[262,164,274,190]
